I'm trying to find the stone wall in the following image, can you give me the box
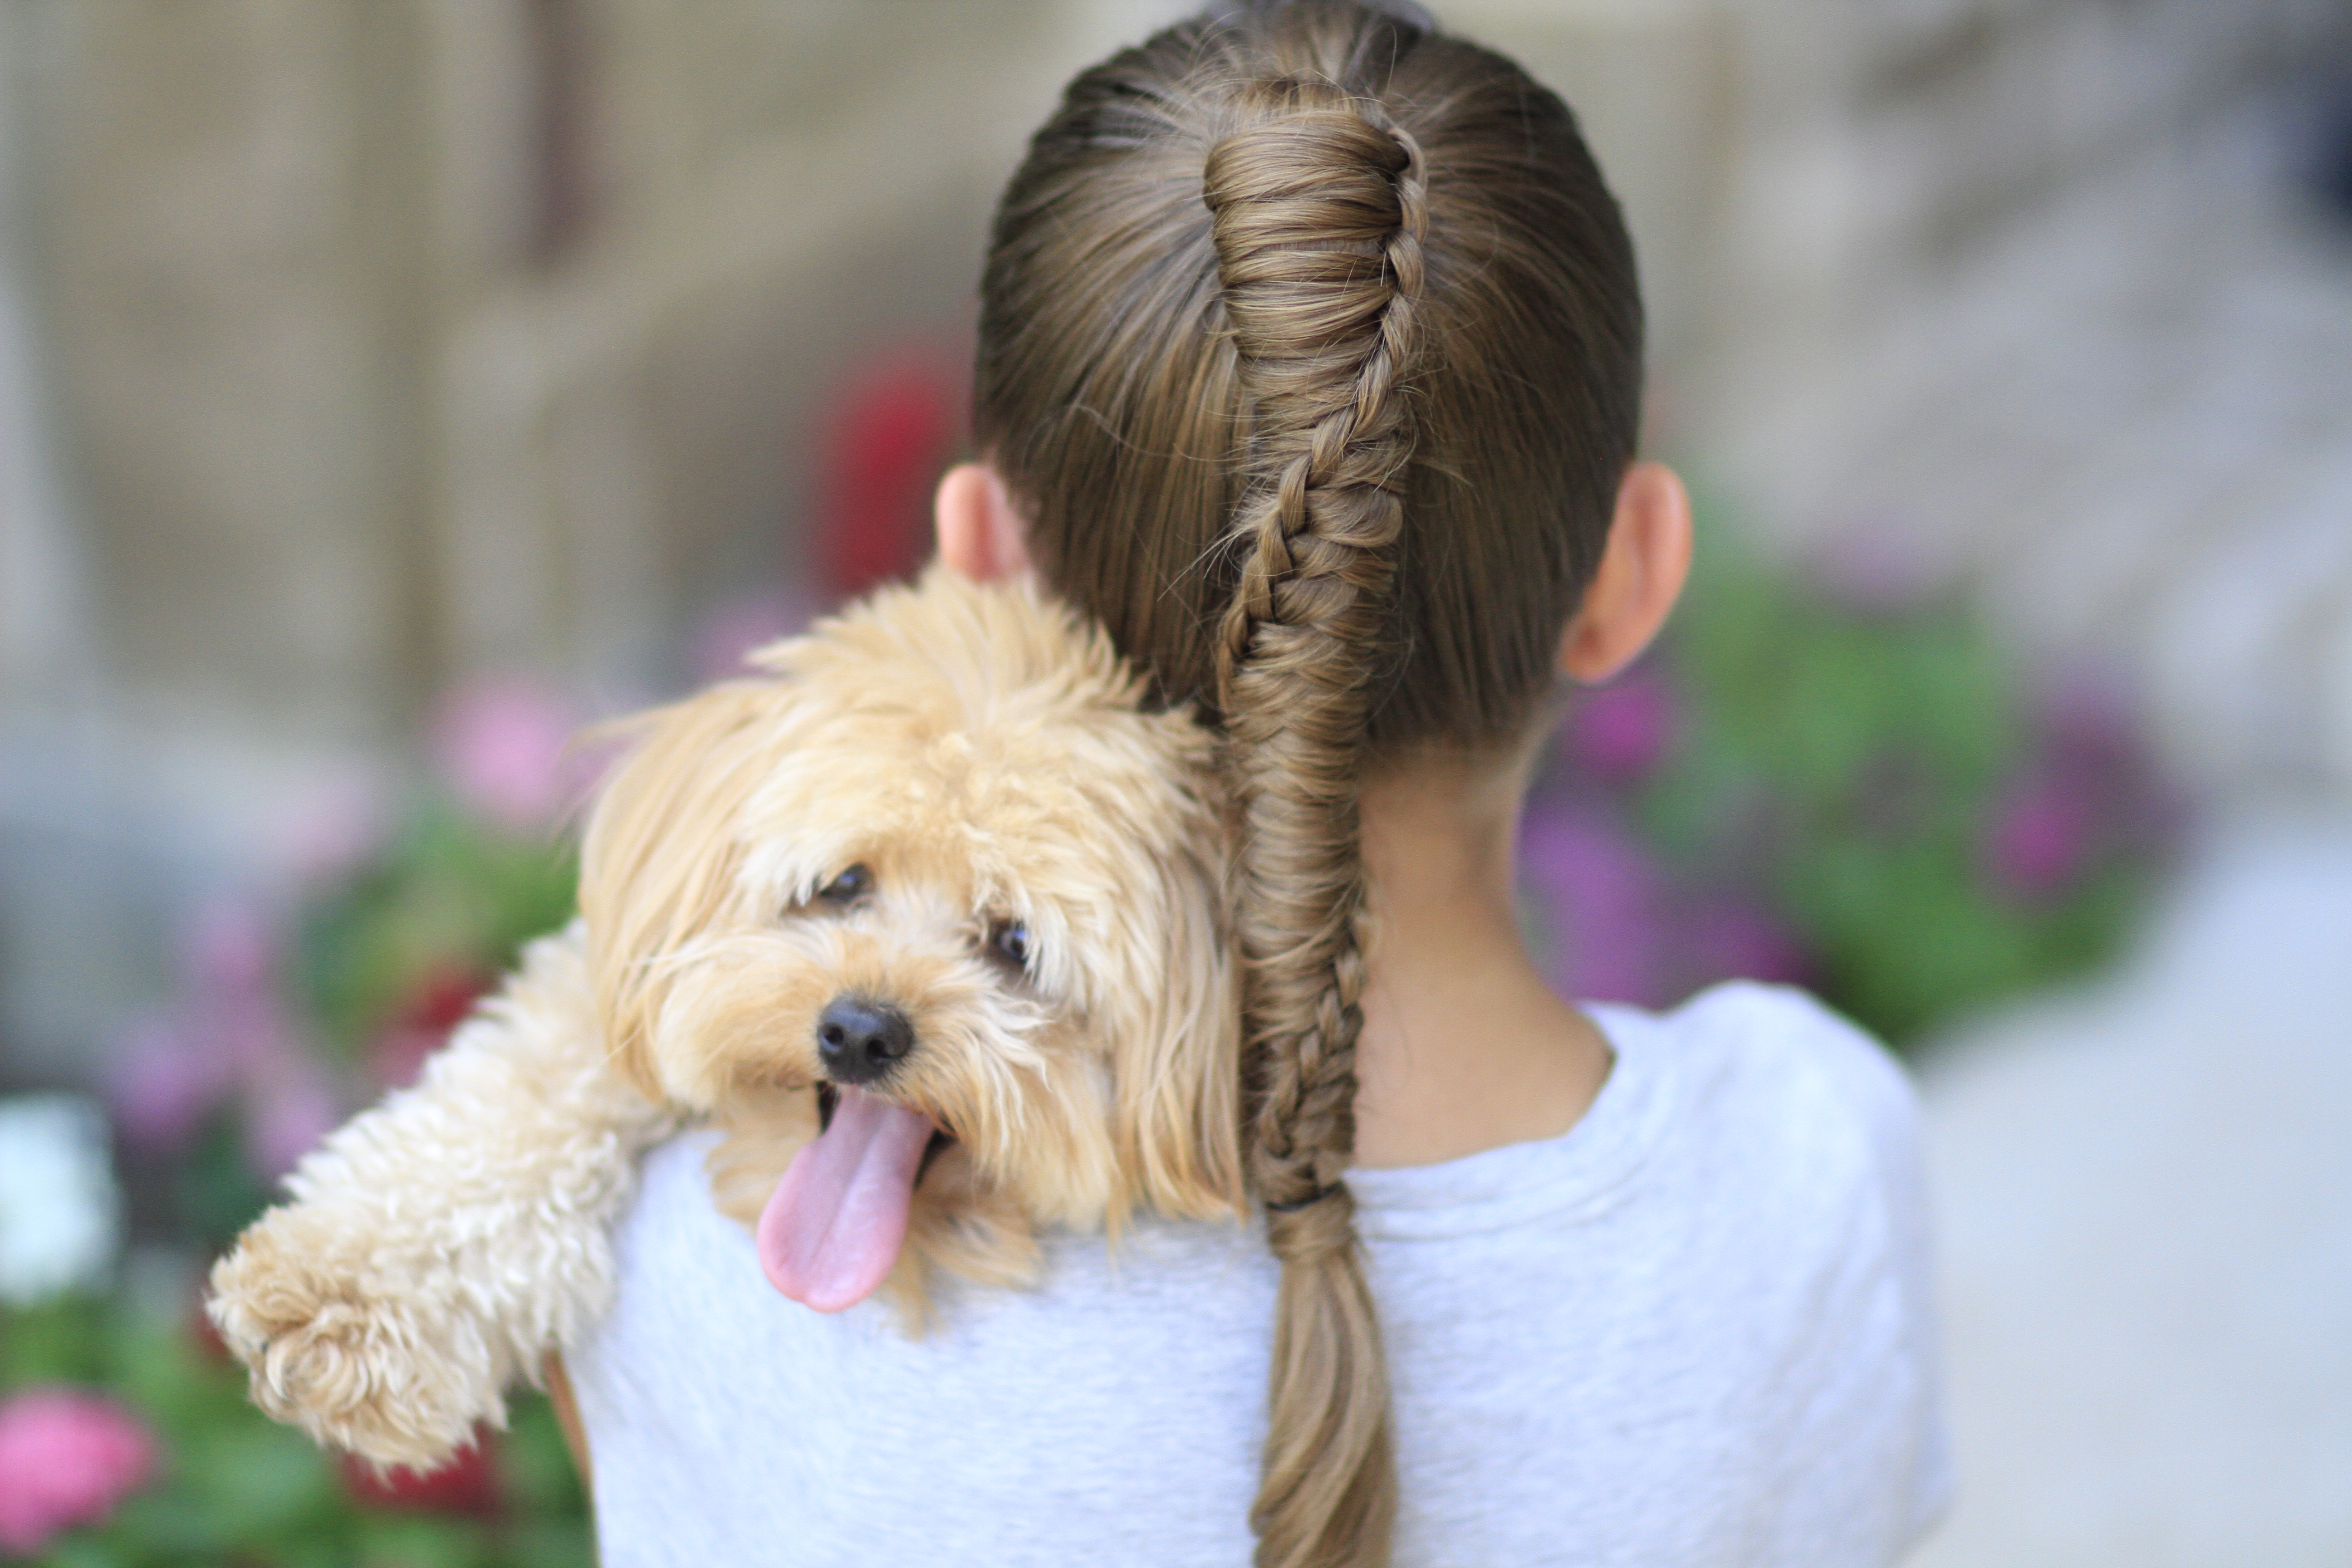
[15,0,2336,759]
[1461,0,2352,798]
[2,0,2344,1079]
[0,0,1121,1078]
[7,0,1121,758]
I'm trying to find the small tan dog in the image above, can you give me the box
[207,568,1244,1466]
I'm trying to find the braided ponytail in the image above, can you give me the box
[1204,80,1425,1568]
[976,3,1644,1562]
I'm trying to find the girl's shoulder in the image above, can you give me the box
[1584,981,1939,1356]
[1353,980,1926,1246]
[1617,980,1924,1161]
[1595,981,1930,1246]
[1356,984,1949,1563]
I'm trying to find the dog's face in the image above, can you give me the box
[579,571,1241,1310]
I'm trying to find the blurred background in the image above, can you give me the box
[0,0,2347,1563]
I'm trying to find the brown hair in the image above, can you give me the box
[975,3,1642,1563]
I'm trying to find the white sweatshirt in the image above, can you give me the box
[569,981,1950,1567]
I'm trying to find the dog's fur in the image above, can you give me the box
[207,569,1244,1466]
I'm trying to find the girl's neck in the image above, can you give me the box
[1350,745,1613,1169]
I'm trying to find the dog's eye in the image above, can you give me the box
[815,864,872,905]
[989,919,1032,971]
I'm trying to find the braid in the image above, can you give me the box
[980,0,1645,1558]
[1204,74,1427,1568]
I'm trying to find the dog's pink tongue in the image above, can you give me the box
[756,1088,935,1312]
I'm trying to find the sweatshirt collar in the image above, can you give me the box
[1344,1001,1675,1241]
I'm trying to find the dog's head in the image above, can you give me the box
[578,568,1240,1311]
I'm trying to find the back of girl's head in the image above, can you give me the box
[974,5,1642,1564]
[977,0,1642,750]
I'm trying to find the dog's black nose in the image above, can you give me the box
[815,997,914,1084]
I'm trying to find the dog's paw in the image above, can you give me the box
[208,1213,501,1468]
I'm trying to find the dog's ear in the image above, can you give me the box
[1111,825,1247,1221]
[579,680,782,1103]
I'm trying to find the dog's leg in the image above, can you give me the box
[206,922,675,1467]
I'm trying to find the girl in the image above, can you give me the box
[566,3,1947,1563]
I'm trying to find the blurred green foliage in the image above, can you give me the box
[295,801,578,1066]
[1639,522,2168,1044]
[13,787,590,1565]
[3,1293,589,1568]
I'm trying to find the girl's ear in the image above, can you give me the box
[1559,460,1692,682]
[935,463,1033,583]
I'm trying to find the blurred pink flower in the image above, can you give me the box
[245,1068,340,1182]
[193,993,342,1184]
[184,900,274,996]
[106,894,350,1182]
[432,675,580,831]
[1519,807,1668,1006]
[1564,667,1679,783]
[105,1019,229,1153]
[1986,772,2094,898]
[0,1389,155,1554]
[276,766,390,883]
[110,901,291,1156]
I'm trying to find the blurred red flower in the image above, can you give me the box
[339,1432,501,1518]
[372,969,495,1092]
[812,350,961,601]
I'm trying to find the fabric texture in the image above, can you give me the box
[568,981,1950,1567]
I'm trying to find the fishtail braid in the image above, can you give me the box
[980,0,1645,1558]
[1203,74,1427,1568]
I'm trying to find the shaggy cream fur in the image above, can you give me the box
[207,927,671,1465]
[207,570,1244,1465]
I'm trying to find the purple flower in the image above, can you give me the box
[2032,661,2146,773]
[120,899,348,1180]
[1519,807,1669,1006]
[0,1389,155,1554]
[109,901,287,1156]
[206,991,339,1181]
[1985,771,2095,898]
[1563,667,1680,784]
[432,675,581,831]
[1682,897,1811,988]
